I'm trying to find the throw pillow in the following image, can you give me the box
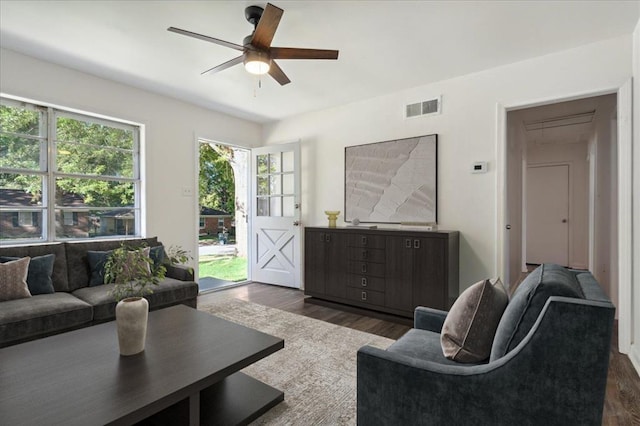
[0,254,55,295]
[87,250,112,286]
[149,245,166,269]
[441,278,508,363]
[0,257,32,302]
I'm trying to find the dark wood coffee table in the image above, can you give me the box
[0,305,284,425]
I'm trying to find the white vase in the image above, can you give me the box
[115,297,149,356]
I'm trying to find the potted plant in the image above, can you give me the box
[104,244,190,356]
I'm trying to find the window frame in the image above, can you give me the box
[1,95,143,244]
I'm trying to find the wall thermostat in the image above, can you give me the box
[471,162,488,174]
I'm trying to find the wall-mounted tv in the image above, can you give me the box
[344,134,437,224]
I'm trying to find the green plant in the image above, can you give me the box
[105,244,166,302]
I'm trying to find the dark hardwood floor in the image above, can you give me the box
[199,283,640,426]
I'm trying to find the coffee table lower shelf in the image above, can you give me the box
[139,372,284,426]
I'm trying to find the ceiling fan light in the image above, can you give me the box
[244,50,271,75]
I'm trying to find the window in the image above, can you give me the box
[199,217,206,228]
[218,218,225,228]
[0,97,141,243]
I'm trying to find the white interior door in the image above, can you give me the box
[526,164,569,266]
[250,142,301,288]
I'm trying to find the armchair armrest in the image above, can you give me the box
[165,264,194,281]
[414,306,448,332]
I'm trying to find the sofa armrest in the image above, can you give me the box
[414,306,448,332]
[165,264,194,281]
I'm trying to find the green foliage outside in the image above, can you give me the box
[199,255,247,282]
[1,103,135,208]
[199,143,235,215]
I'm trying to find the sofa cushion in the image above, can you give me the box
[72,277,198,322]
[0,257,31,302]
[441,278,508,363]
[64,237,159,291]
[87,250,112,286]
[0,293,93,345]
[388,329,486,366]
[490,264,584,361]
[1,254,55,295]
[0,243,69,292]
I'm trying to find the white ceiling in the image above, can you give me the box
[1,1,638,123]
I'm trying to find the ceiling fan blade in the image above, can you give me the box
[201,55,244,75]
[168,27,244,51]
[251,3,283,50]
[270,47,339,60]
[268,60,291,86]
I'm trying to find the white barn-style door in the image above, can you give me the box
[250,142,301,288]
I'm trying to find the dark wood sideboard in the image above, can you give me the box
[304,227,459,318]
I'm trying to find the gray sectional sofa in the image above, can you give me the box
[357,264,615,425]
[0,237,198,347]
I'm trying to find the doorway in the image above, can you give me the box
[504,93,618,306]
[197,140,250,292]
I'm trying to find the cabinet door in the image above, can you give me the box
[324,231,348,298]
[385,236,414,312]
[413,237,447,310]
[304,230,326,294]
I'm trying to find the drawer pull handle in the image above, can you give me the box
[362,250,368,259]
[325,234,331,243]
[361,277,367,287]
[361,264,367,273]
[361,291,367,301]
[414,239,420,249]
[405,238,412,248]
[362,236,367,245]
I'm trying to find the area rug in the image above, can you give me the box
[198,298,394,425]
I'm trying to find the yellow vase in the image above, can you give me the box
[324,210,340,228]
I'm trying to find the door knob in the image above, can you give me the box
[562,219,567,223]
[293,221,300,226]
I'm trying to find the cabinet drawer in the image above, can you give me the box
[346,287,385,307]
[348,247,385,263]
[347,274,385,292]
[348,234,385,249]
[348,261,385,277]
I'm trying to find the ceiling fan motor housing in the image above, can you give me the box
[245,5,264,28]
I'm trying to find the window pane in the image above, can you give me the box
[56,116,133,149]
[270,196,282,217]
[270,175,282,195]
[55,177,134,208]
[57,141,134,177]
[55,208,137,239]
[283,173,294,194]
[282,151,294,172]
[0,103,43,136]
[1,210,43,241]
[269,153,281,173]
[0,173,43,205]
[0,136,43,171]
[257,154,269,176]
[282,196,295,217]
[257,176,269,196]
[257,197,269,216]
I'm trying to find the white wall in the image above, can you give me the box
[631,17,640,373]
[0,48,262,263]
[263,35,633,290]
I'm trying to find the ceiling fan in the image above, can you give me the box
[168,2,339,86]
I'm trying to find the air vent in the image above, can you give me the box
[405,96,441,119]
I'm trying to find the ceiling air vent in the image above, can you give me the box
[405,96,441,119]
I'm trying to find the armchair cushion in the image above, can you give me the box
[441,278,508,363]
[490,263,583,361]
[388,328,484,366]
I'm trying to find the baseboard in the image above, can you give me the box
[629,344,640,376]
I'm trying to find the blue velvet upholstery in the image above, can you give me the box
[357,264,615,425]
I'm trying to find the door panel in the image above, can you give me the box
[526,165,569,266]
[251,142,301,287]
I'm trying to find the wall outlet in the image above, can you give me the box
[182,187,193,197]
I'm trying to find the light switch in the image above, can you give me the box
[182,187,193,197]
